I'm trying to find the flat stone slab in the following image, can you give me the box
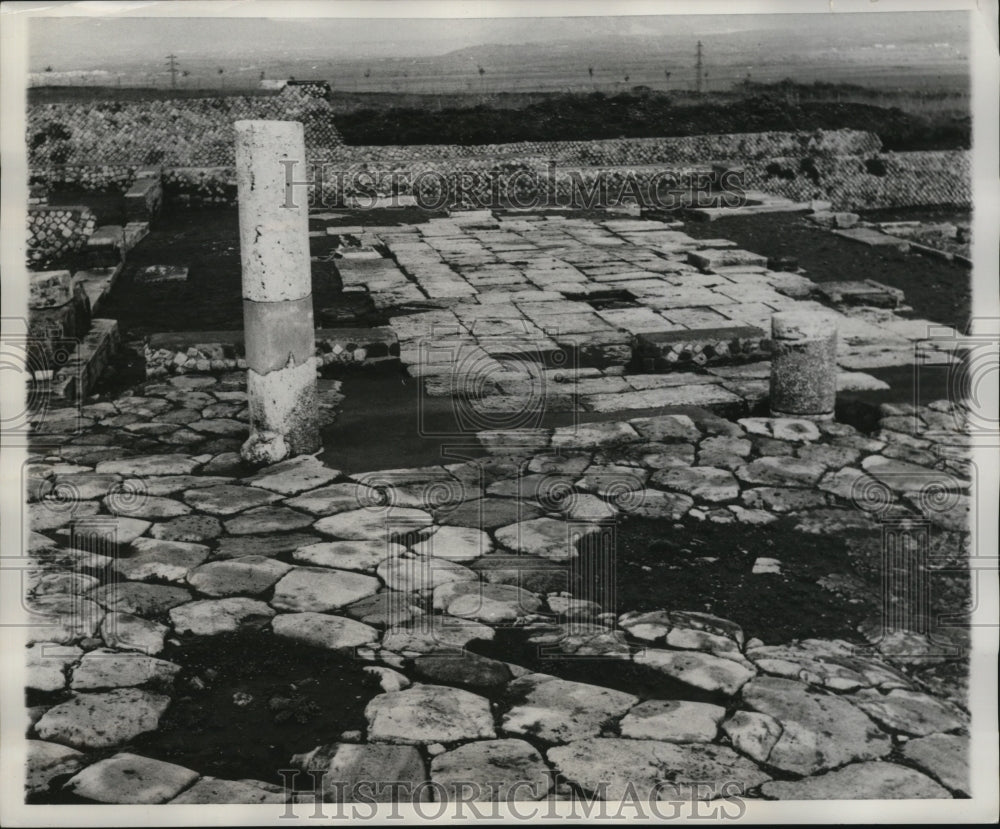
[502,673,638,744]
[99,612,168,655]
[114,537,209,582]
[272,612,379,652]
[64,752,198,803]
[314,507,433,540]
[438,497,544,530]
[900,733,969,795]
[494,517,602,561]
[27,644,82,693]
[848,688,967,737]
[633,648,754,696]
[651,466,739,502]
[342,592,425,629]
[26,740,85,796]
[728,676,892,775]
[688,248,769,271]
[35,688,171,749]
[293,539,403,573]
[214,531,318,558]
[551,420,639,449]
[284,483,379,516]
[833,226,911,251]
[410,525,493,562]
[618,488,694,519]
[270,567,381,612]
[619,699,727,743]
[365,685,496,744]
[377,556,478,593]
[380,616,494,655]
[223,506,314,535]
[150,514,223,542]
[760,760,949,800]
[412,652,512,692]
[70,649,179,690]
[96,455,200,476]
[547,738,770,801]
[169,597,275,635]
[89,582,192,617]
[432,581,543,624]
[291,743,426,804]
[244,456,340,496]
[431,739,551,802]
[736,456,826,487]
[817,279,904,309]
[187,556,292,597]
[170,776,286,804]
[181,484,282,515]
[136,265,189,284]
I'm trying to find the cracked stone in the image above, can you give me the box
[35,689,171,749]
[760,761,950,800]
[169,777,286,804]
[27,643,82,693]
[99,612,168,655]
[95,455,200,476]
[70,649,180,690]
[89,583,192,617]
[432,581,543,624]
[290,743,426,803]
[150,514,223,543]
[900,733,969,795]
[432,739,551,801]
[494,517,602,561]
[64,752,199,803]
[244,456,340,495]
[651,466,739,502]
[187,556,292,597]
[181,484,281,516]
[737,456,826,487]
[366,685,496,744]
[619,700,726,742]
[849,688,967,737]
[113,538,209,582]
[314,507,433,540]
[633,649,754,695]
[270,567,381,611]
[224,506,313,535]
[380,615,494,655]
[169,597,275,635]
[26,740,85,796]
[272,612,379,652]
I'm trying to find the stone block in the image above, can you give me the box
[687,248,768,272]
[817,280,904,309]
[136,265,189,284]
[636,326,769,370]
[29,270,73,309]
[51,318,120,402]
[125,176,163,223]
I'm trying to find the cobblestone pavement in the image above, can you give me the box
[24,361,972,801]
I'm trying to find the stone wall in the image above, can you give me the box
[28,205,97,267]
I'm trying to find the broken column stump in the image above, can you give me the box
[234,119,319,464]
[769,311,838,421]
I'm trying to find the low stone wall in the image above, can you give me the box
[28,205,97,267]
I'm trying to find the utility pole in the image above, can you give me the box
[695,41,704,95]
[166,54,179,89]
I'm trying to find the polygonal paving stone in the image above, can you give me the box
[26,595,104,644]
[99,612,168,655]
[759,761,950,800]
[411,652,512,691]
[30,500,101,532]
[697,436,752,470]
[561,493,619,521]
[524,622,630,659]
[740,487,829,513]
[651,466,739,502]
[187,556,292,597]
[494,517,602,561]
[365,685,496,744]
[342,592,425,628]
[900,733,970,795]
[738,417,821,443]
[169,776,286,804]
[58,516,150,547]
[214,531,319,558]
[128,474,234,496]
[26,740,84,796]
[501,673,638,744]
[224,506,313,535]
[620,699,726,742]
[27,643,82,693]
[95,455,200,476]
[410,525,493,562]
[284,483,381,516]
[736,456,826,487]
[169,597,275,636]
[181,484,282,516]
[745,639,911,692]
[290,743,426,803]
[271,612,379,653]
[26,571,98,600]
[618,488,694,519]
[64,752,199,803]
[270,567,381,612]
[469,554,570,594]
[47,473,121,500]
[528,453,592,476]
[188,418,246,436]
[437,497,544,530]
[103,495,191,520]
[629,414,701,443]
[547,738,770,801]
[432,739,551,802]
[733,676,892,775]
[113,538,209,582]
[35,689,171,749]
[848,688,967,737]
[70,649,179,690]
[551,421,639,449]
[380,615,494,655]
[431,581,543,624]
[293,539,403,572]
[314,507,433,540]
[633,648,754,696]
[377,556,477,593]
[150,514,223,542]
[244,456,340,496]
[89,583,192,617]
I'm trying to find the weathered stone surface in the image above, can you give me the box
[438,497,544,530]
[900,733,970,795]
[651,466,739,502]
[291,743,426,803]
[469,554,569,594]
[46,473,120,501]
[187,556,292,596]
[697,435,752,470]
[271,612,379,652]
[746,639,910,692]
[70,649,179,690]
[380,616,494,655]
[366,685,496,744]
[26,740,85,796]
[89,583,192,617]
[739,417,821,443]
[849,688,967,737]
[214,531,318,558]
[432,739,551,801]
[633,649,754,696]
[522,622,630,659]
[58,516,151,547]
[364,665,412,693]
[224,506,313,535]
[412,652,512,691]
[170,776,286,804]
[64,752,199,803]
[740,487,828,513]
[551,421,639,449]
[293,539,403,572]
[377,556,477,593]
[169,597,275,635]
[342,592,425,628]
[528,453,592,476]
[630,413,701,443]
[26,595,104,644]
[35,689,171,749]
[284,483,379,515]
[618,488,694,519]
[411,525,493,561]
[736,676,892,775]
[99,612,168,655]
[104,494,191,520]
[150,514,223,543]
[30,500,101,532]
[27,643,82,692]
[494,517,601,561]
[547,738,770,801]
[736,456,825,487]
[432,581,543,624]
[130,474,234,496]
[181,484,281,515]
[244,455,339,495]
[96,455,200,476]
[502,673,638,744]
[270,567,381,611]
[314,507,433,540]
[760,761,950,800]
[619,700,726,742]
[114,537,209,582]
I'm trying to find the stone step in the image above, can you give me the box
[687,248,769,272]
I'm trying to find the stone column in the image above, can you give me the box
[235,120,319,464]
[769,311,838,421]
